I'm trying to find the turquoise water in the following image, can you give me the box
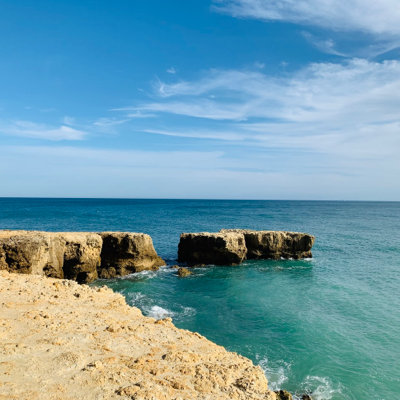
[1,198,399,399]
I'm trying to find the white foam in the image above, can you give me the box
[125,291,145,304]
[146,305,174,320]
[258,358,290,391]
[120,269,158,280]
[300,375,342,400]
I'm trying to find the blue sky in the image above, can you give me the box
[1,0,399,199]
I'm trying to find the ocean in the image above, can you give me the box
[1,198,399,399]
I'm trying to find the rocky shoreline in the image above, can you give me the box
[0,229,315,399]
[0,270,277,400]
[0,229,315,283]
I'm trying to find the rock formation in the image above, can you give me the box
[177,267,193,277]
[98,232,165,279]
[178,229,315,266]
[178,232,247,266]
[0,230,164,284]
[274,390,292,400]
[221,229,315,260]
[0,270,277,400]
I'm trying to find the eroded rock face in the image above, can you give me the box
[178,232,247,266]
[221,229,315,260]
[0,230,164,284]
[60,233,102,283]
[0,231,102,283]
[98,232,165,278]
[0,230,65,277]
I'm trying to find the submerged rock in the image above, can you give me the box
[177,267,192,277]
[178,232,247,266]
[99,232,165,278]
[221,229,315,260]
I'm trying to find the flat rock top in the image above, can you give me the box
[220,229,314,236]
[0,271,275,400]
[180,232,244,238]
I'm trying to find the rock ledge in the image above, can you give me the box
[0,271,276,400]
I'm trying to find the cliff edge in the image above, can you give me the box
[0,271,276,400]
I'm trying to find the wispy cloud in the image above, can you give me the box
[212,0,400,37]
[124,59,400,170]
[212,0,400,56]
[0,120,88,140]
[93,117,130,127]
[301,32,346,56]
[167,67,177,74]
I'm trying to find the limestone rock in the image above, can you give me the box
[60,233,102,283]
[99,232,165,278]
[0,230,64,277]
[0,230,102,284]
[221,229,315,260]
[178,232,247,266]
[177,267,192,277]
[0,270,277,400]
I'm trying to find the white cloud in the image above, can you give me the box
[127,59,400,176]
[93,117,130,127]
[167,67,177,74]
[212,0,400,38]
[0,120,88,140]
[140,59,400,123]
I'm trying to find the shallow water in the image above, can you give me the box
[1,198,400,399]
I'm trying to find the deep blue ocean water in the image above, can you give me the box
[1,198,399,400]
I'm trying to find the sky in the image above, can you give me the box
[1,0,399,200]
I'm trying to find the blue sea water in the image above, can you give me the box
[1,198,399,400]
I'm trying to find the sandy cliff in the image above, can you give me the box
[0,271,276,400]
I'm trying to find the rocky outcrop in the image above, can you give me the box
[177,267,193,277]
[178,232,247,266]
[0,230,164,284]
[0,270,276,400]
[0,231,102,283]
[98,232,165,279]
[275,390,292,400]
[221,229,315,260]
[178,229,315,266]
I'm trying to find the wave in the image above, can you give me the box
[258,358,343,400]
[146,305,175,319]
[258,357,290,391]
[298,375,343,400]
